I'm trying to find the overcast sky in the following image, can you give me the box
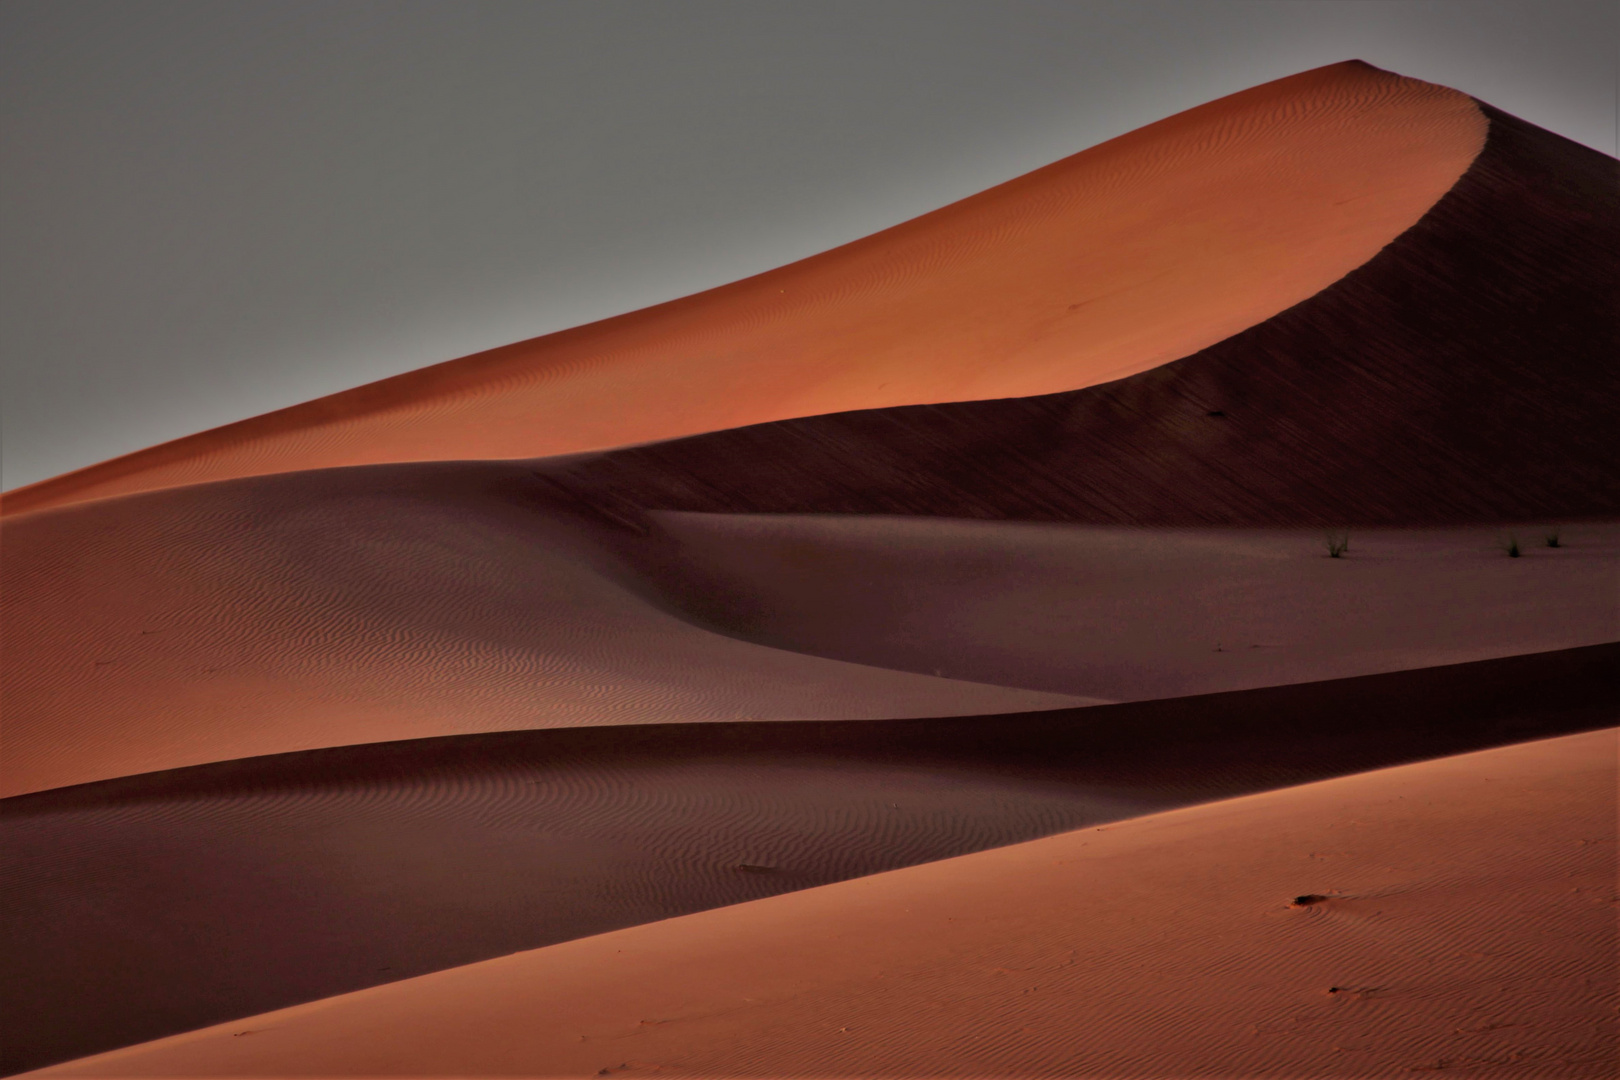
[3,0,1615,490]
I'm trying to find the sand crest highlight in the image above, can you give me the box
[1,61,1483,516]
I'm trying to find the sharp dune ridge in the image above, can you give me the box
[547,103,1618,527]
[0,464,1092,799]
[0,60,1483,517]
[3,642,1613,1073]
[6,459,1614,797]
[1,58,1614,1080]
[24,730,1616,1078]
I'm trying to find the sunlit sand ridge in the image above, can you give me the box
[1,56,1611,1080]
[29,729,1613,1078]
[0,61,1483,516]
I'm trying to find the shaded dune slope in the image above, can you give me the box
[642,513,1619,700]
[550,104,1619,526]
[0,463,1088,798]
[8,457,1614,798]
[0,61,1483,517]
[30,729,1615,1079]
[3,643,1613,1075]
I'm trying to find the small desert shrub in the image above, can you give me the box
[1545,529,1562,548]
[1503,535,1522,558]
[1324,530,1350,558]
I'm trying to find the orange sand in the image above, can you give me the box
[0,464,1089,798]
[33,728,1614,1078]
[0,61,1484,517]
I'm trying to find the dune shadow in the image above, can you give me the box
[2,642,1614,1075]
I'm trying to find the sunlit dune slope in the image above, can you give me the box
[0,463,1088,798]
[0,60,1483,517]
[34,728,1615,1078]
[557,104,1618,526]
[7,643,1611,1073]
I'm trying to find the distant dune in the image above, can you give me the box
[0,463,1089,797]
[2,58,1614,1080]
[550,105,1617,526]
[0,61,1482,517]
[27,729,1613,1078]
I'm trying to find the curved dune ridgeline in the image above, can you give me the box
[0,464,1093,799]
[5,457,1616,798]
[25,729,1616,1079]
[0,61,1483,517]
[2,59,1614,1080]
[551,104,1618,526]
[3,645,1613,1075]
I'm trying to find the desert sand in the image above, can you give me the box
[0,463,1091,798]
[6,456,1612,797]
[27,728,1614,1078]
[651,513,1620,700]
[0,61,1483,516]
[1,58,1613,1080]
[550,105,1618,528]
[8,641,1610,1073]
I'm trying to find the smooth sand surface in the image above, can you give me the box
[11,641,1610,1073]
[0,463,1089,798]
[33,728,1614,1078]
[651,514,1620,700]
[0,755,1153,1073]
[552,101,1618,529]
[0,61,1483,517]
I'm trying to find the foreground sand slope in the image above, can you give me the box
[0,61,1482,516]
[0,463,1088,797]
[40,728,1615,1078]
[10,643,1609,1073]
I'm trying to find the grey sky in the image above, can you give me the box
[3,1,1614,491]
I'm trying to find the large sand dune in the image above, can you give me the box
[7,456,1613,798]
[28,729,1614,1078]
[0,463,1090,798]
[6,643,1611,1073]
[2,58,1613,1080]
[0,61,1482,517]
[554,104,1618,526]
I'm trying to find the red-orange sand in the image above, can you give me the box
[0,464,1091,798]
[31,728,1615,1078]
[0,61,1484,517]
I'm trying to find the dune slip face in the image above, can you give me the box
[0,60,1483,517]
[548,102,1618,527]
[26,728,1616,1078]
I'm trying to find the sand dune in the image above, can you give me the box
[555,104,1618,527]
[30,728,1613,1078]
[6,643,1610,1073]
[0,61,1483,517]
[0,463,1089,798]
[1,58,1611,1080]
[9,453,1613,798]
[648,513,1620,700]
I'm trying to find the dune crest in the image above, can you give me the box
[0,463,1092,798]
[1,60,1483,516]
